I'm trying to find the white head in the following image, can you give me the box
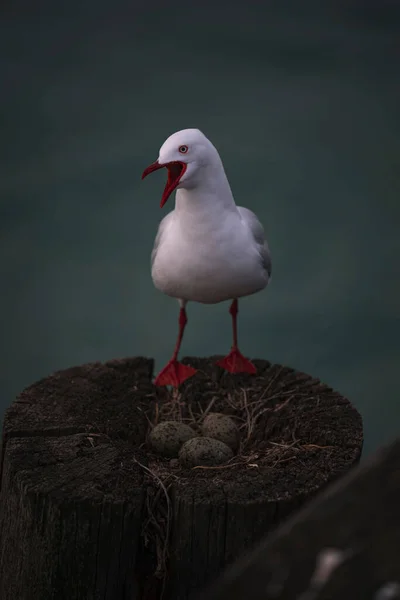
[142,128,224,207]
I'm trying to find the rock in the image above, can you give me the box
[179,436,234,468]
[201,413,240,451]
[149,421,196,458]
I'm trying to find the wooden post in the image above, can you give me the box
[0,356,363,600]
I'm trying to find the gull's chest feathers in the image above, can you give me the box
[152,210,266,303]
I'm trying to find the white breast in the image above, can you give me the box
[151,207,269,304]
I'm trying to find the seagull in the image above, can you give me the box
[142,128,271,387]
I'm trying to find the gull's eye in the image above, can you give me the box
[179,145,188,154]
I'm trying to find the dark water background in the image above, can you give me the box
[1,1,399,457]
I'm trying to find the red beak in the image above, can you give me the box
[142,160,187,208]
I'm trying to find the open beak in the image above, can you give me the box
[142,160,187,208]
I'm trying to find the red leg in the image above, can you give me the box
[216,299,257,374]
[154,307,197,387]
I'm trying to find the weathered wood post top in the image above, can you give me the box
[0,356,363,600]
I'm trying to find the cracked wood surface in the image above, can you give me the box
[0,356,363,599]
[200,439,400,600]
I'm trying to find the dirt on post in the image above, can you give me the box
[0,356,363,600]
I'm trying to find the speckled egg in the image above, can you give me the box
[201,413,239,451]
[179,436,234,468]
[149,421,196,458]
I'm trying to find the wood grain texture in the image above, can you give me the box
[200,439,400,600]
[0,356,363,600]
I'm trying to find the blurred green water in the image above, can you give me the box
[1,1,399,456]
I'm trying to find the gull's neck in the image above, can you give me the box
[174,163,238,218]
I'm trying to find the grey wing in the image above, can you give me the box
[238,206,272,278]
[151,212,174,268]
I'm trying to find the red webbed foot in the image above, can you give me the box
[154,359,197,387]
[216,348,257,374]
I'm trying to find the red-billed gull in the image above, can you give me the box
[142,128,271,387]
